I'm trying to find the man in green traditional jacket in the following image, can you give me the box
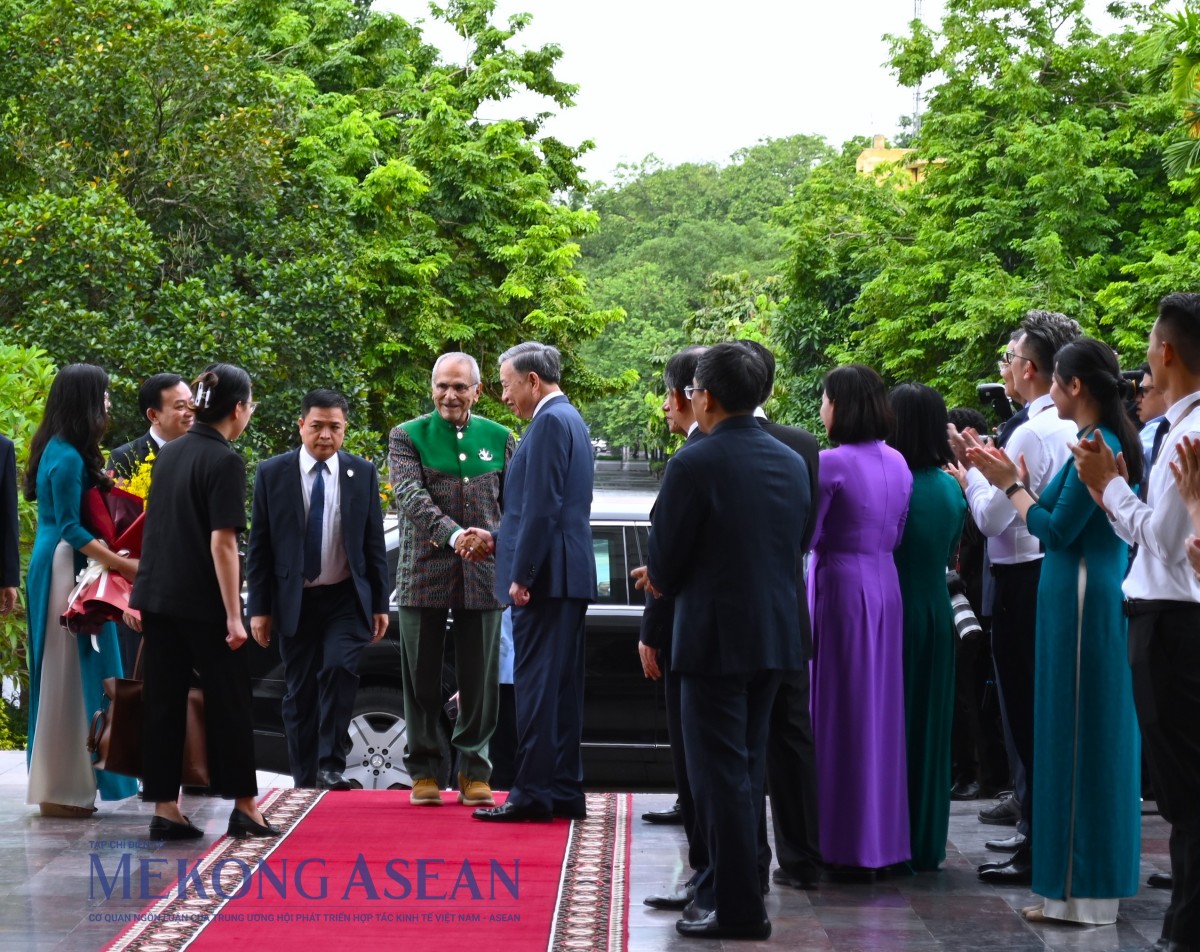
[388,352,515,809]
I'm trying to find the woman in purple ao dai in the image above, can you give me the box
[808,365,914,877]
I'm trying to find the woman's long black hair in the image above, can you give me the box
[1053,338,1145,489]
[23,363,112,501]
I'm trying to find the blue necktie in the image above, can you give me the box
[304,460,327,581]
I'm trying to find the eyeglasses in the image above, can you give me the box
[684,386,706,399]
[1138,385,1158,396]
[1000,352,1035,370]
[244,400,259,414]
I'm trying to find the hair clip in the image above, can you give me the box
[195,382,212,408]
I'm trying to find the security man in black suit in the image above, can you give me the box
[0,434,18,616]
[246,389,390,791]
[743,341,824,891]
[647,343,810,942]
[633,346,708,907]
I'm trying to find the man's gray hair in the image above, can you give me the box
[431,351,481,385]
[497,341,562,384]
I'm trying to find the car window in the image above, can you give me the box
[592,525,628,605]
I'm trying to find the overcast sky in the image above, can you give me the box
[374,1,1126,186]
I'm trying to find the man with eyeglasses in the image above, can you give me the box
[645,342,810,941]
[1137,362,1169,467]
[952,310,1081,883]
[388,352,515,809]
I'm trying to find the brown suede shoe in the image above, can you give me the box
[410,777,444,806]
[457,773,495,807]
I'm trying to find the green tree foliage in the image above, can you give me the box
[0,0,616,459]
[0,344,56,684]
[577,136,833,452]
[777,0,1180,413]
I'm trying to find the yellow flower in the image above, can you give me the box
[123,452,155,505]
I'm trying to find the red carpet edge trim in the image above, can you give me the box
[548,791,631,952]
[105,787,324,952]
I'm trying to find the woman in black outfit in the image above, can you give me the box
[129,363,277,840]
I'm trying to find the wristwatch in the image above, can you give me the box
[1004,480,1026,498]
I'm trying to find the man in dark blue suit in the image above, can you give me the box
[246,389,390,791]
[647,343,810,941]
[634,346,711,906]
[472,342,597,822]
[0,434,18,616]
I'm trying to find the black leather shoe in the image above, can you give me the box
[675,910,771,940]
[642,800,683,825]
[1148,872,1173,889]
[985,832,1027,853]
[977,856,1032,884]
[772,866,821,889]
[951,780,981,800]
[978,792,1021,826]
[227,809,281,838]
[552,798,587,819]
[644,883,696,910]
[149,816,204,841]
[473,800,552,823]
[317,769,352,791]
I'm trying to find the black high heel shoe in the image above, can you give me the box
[227,808,281,838]
[149,816,204,840]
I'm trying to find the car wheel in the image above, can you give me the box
[341,686,452,790]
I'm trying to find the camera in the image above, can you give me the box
[978,383,1013,423]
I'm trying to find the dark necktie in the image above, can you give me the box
[304,460,327,581]
[1138,417,1170,503]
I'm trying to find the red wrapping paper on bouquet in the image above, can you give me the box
[61,563,137,635]
[65,486,145,634]
[80,485,145,556]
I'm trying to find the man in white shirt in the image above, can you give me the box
[107,373,194,480]
[954,310,1081,884]
[1073,292,1200,952]
[246,390,390,791]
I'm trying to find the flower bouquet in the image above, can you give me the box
[64,457,152,636]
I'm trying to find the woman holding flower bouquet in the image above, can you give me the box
[130,363,277,841]
[22,363,139,817]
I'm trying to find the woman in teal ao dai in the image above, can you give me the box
[23,365,139,816]
[888,384,966,871]
[969,338,1141,925]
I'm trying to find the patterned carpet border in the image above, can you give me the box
[105,787,324,952]
[104,788,630,952]
[549,791,631,952]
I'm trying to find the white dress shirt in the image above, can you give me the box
[299,447,349,587]
[964,393,1076,564]
[1104,390,1200,603]
[531,390,567,419]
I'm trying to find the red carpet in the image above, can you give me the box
[106,790,630,951]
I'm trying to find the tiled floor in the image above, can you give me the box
[0,752,1171,951]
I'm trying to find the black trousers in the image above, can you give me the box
[989,559,1040,845]
[662,652,707,872]
[279,580,370,786]
[682,670,781,929]
[141,611,257,802]
[1127,601,1200,946]
[764,666,822,877]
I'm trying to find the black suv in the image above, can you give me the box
[246,490,672,789]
